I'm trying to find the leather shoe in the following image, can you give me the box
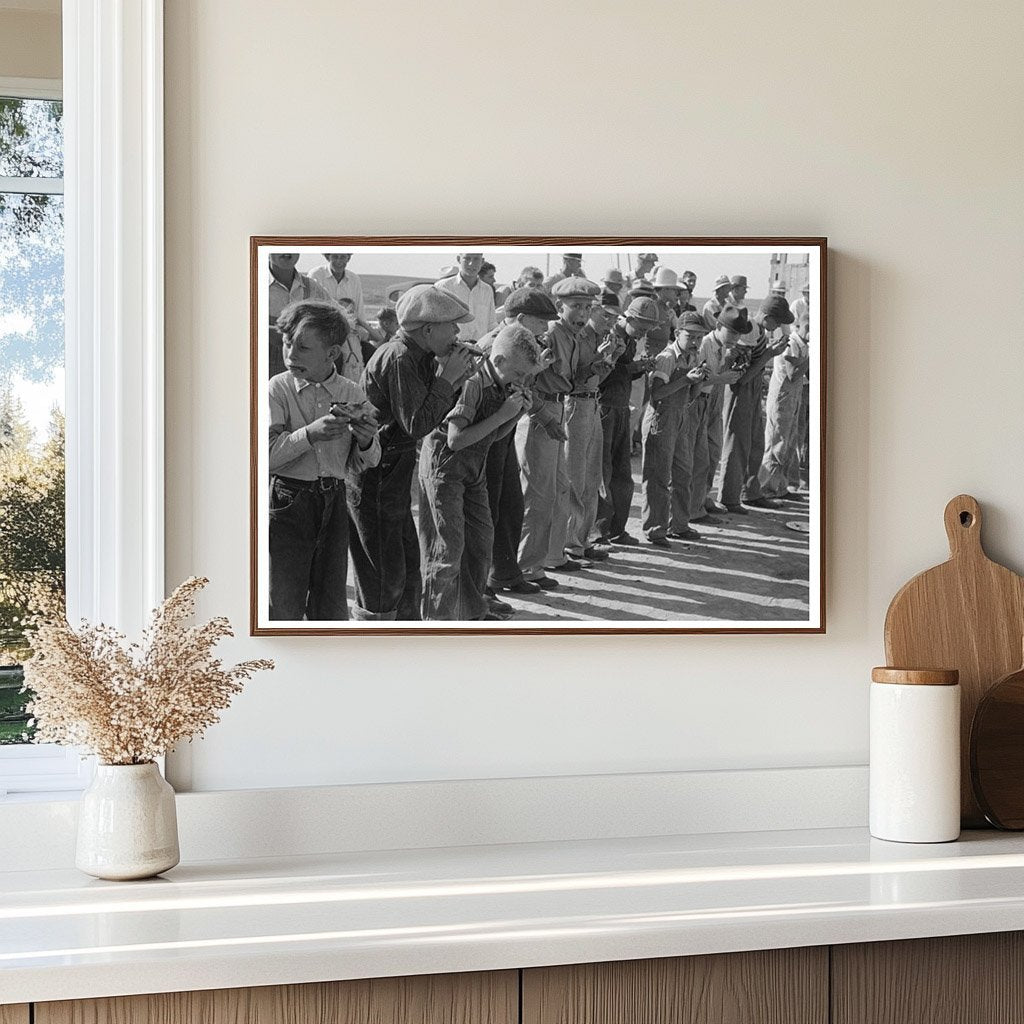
[745,497,782,509]
[548,559,586,572]
[499,579,541,595]
[725,504,749,515]
[705,500,728,514]
[487,595,514,615]
[646,535,671,548]
[582,546,609,560]
[532,576,559,590]
[610,532,640,546]
[667,527,701,540]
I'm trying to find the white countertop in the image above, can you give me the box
[4,826,1024,1004]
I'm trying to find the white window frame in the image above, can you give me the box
[0,0,165,797]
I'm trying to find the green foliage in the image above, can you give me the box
[0,391,65,680]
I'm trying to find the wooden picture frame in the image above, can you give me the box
[251,237,827,635]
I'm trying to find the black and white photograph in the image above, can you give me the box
[250,238,825,634]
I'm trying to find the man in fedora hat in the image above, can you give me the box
[702,274,734,333]
[689,306,748,523]
[601,267,627,306]
[717,295,795,513]
[728,275,748,308]
[594,296,659,546]
[544,253,587,293]
[625,252,658,289]
[348,284,476,620]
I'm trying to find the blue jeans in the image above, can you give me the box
[268,476,349,621]
[347,448,421,620]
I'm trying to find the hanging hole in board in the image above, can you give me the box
[960,511,973,527]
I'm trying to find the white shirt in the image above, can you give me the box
[268,369,380,481]
[435,273,497,341]
[309,265,365,320]
[268,267,333,323]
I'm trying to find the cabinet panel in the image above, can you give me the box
[0,1007,30,1024]
[36,970,518,1024]
[523,948,828,1024]
[832,932,1024,1024]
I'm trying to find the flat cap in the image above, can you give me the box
[602,267,624,285]
[397,283,473,330]
[713,274,733,291]
[759,294,796,325]
[678,311,708,333]
[504,286,558,320]
[563,252,583,261]
[600,290,621,310]
[552,277,600,300]
[628,279,656,298]
[730,275,748,288]
[625,296,660,324]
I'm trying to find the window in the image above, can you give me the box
[0,79,85,795]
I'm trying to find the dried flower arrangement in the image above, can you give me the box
[22,577,273,765]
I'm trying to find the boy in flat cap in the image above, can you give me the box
[268,300,380,622]
[717,296,794,512]
[564,293,624,562]
[477,288,560,597]
[640,312,710,546]
[517,276,598,582]
[543,253,586,293]
[689,306,747,523]
[348,284,477,620]
[419,324,542,620]
[594,297,659,546]
[434,252,498,342]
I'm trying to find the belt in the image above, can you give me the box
[536,391,568,402]
[274,475,343,493]
[570,390,599,399]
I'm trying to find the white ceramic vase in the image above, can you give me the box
[76,762,180,880]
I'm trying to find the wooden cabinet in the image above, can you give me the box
[832,932,1024,1024]
[14,933,1024,1023]
[34,971,518,1024]
[522,948,828,1024]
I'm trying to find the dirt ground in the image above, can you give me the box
[502,455,811,623]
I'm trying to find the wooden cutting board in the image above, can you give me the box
[884,494,1024,827]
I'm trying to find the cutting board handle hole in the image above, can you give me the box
[960,511,974,527]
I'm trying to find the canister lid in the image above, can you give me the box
[871,667,960,686]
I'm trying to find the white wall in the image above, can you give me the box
[163,0,1024,792]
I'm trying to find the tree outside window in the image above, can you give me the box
[0,95,65,744]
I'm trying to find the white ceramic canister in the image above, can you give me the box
[76,762,181,880]
[869,667,961,843]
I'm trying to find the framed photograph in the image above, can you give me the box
[250,237,826,635]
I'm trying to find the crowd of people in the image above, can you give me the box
[266,251,812,622]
